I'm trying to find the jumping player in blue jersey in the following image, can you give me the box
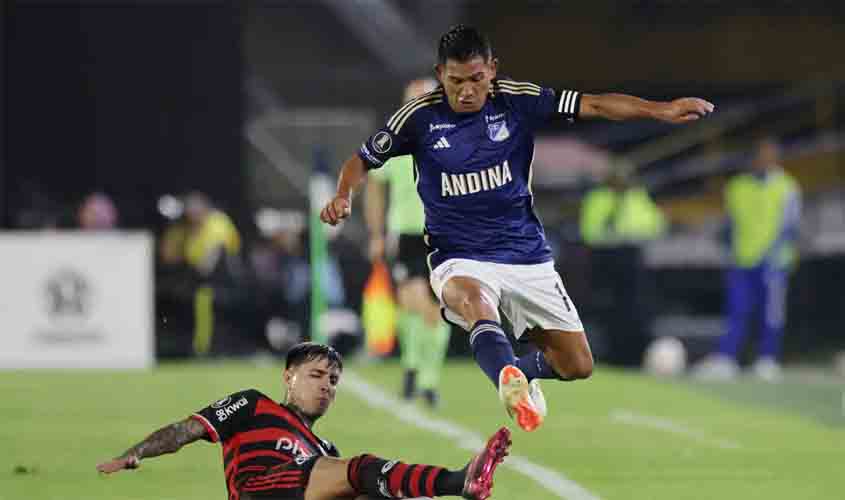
[321,25,714,432]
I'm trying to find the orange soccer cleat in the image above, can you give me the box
[498,365,544,432]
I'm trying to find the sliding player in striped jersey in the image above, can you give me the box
[97,343,511,500]
[321,25,715,432]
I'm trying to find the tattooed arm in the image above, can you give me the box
[96,417,207,474]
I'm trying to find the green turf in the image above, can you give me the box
[687,373,845,428]
[2,361,843,499]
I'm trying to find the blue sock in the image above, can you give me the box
[516,351,560,382]
[469,320,516,388]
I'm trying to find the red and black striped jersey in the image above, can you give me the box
[191,389,339,500]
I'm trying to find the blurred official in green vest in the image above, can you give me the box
[580,168,667,246]
[694,138,801,382]
[579,167,667,366]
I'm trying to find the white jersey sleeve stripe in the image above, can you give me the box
[498,80,542,92]
[387,91,442,132]
[563,90,574,115]
[387,91,438,128]
[558,90,571,113]
[391,97,443,133]
[498,88,541,97]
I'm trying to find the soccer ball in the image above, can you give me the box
[643,337,687,377]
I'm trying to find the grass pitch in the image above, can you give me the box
[2,360,843,499]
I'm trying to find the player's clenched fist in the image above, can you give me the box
[660,97,715,124]
[320,196,351,226]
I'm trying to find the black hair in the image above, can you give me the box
[437,24,493,65]
[285,342,343,372]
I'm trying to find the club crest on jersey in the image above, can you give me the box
[487,120,510,142]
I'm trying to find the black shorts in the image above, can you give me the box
[237,456,320,500]
[391,234,429,283]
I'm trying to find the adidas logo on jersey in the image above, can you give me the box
[433,137,451,150]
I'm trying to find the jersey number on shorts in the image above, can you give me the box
[554,282,571,312]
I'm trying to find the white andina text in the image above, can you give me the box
[441,161,513,197]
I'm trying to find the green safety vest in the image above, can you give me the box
[580,186,667,245]
[370,155,426,235]
[725,170,799,268]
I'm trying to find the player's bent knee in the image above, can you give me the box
[570,355,593,379]
[570,344,594,379]
[545,345,593,380]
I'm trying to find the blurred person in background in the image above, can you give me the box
[366,77,451,408]
[251,208,348,350]
[580,167,666,246]
[321,24,714,432]
[251,209,313,350]
[159,191,243,356]
[77,192,118,230]
[693,138,801,381]
[580,167,667,366]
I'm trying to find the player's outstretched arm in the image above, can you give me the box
[320,154,368,226]
[96,417,207,474]
[579,93,715,124]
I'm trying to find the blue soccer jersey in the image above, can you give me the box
[359,79,581,270]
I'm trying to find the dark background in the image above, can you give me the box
[5,1,844,231]
[3,1,844,363]
[4,2,244,229]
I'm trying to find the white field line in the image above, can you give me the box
[609,409,743,450]
[344,371,602,500]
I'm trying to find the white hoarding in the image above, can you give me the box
[0,232,154,369]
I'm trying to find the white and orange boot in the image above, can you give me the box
[498,365,544,432]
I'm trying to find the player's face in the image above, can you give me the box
[284,357,341,419]
[437,56,497,114]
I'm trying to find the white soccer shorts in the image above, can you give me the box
[429,258,583,338]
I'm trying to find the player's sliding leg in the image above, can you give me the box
[441,276,543,431]
[304,427,511,500]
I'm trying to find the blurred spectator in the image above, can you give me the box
[158,191,244,356]
[580,168,666,245]
[77,192,118,230]
[693,138,801,382]
[251,208,347,352]
[579,167,667,366]
[251,209,311,350]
